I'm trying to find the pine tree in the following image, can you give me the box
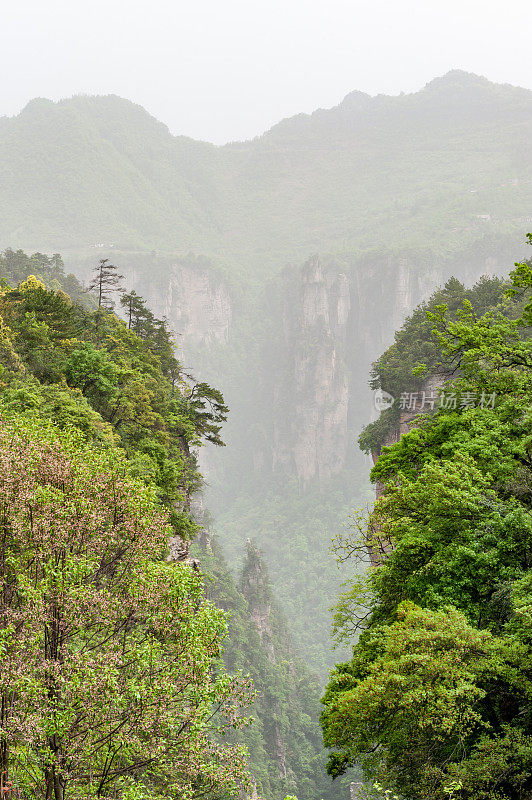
[186,382,229,446]
[87,258,124,309]
[120,289,146,329]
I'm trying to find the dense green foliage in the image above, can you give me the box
[358,275,507,453]
[0,257,229,540]
[0,249,89,303]
[0,261,258,796]
[0,250,334,800]
[0,414,252,800]
[322,238,532,799]
[193,535,350,800]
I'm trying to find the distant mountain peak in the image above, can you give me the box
[333,71,494,118]
[423,70,491,91]
[20,97,55,115]
[337,88,373,111]
[15,93,173,141]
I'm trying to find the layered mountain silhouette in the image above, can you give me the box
[1,70,531,275]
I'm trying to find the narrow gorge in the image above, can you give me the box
[94,236,526,679]
[1,68,532,799]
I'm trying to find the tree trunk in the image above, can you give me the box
[45,766,65,800]
[45,769,54,800]
[0,694,9,787]
[54,772,65,800]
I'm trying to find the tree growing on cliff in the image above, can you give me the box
[87,258,124,309]
[322,240,532,799]
[185,382,229,447]
[0,411,253,800]
[121,289,144,329]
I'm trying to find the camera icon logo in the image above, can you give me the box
[374,389,394,412]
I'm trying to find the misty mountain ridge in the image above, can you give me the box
[1,70,531,274]
[266,70,532,137]
[9,70,531,141]
[2,68,532,789]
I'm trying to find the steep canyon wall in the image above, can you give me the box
[107,244,518,494]
[113,241,520,672]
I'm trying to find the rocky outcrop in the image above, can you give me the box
[166,489,213,571]
[366,368,455,567]
[125,261,232,358]
[371,372,448,500]
[241,539,276,664]
[161,265,231,349]
[258,247,508,489]
[268,249,506,489]
[240,542,288,780]
[271,256,350,486]
[350,782,367,800]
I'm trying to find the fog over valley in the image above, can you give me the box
[1,3,532,798]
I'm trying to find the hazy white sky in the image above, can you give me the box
[2,0,531,144]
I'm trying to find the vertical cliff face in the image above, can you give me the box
[240,542,288,781]
[161,265,232,349]
[126,260,232,359]
[271,256,350,486]
[240,539,277,664]
[264,247,510,489]
[392,257,412,334]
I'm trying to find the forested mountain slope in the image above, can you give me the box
[1,71,531,275]
[322,240,532,799]
[0,252,257,798]
[0,248,336,800]
[2,71,532,682]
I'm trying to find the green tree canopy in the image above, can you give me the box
[0,411,253,800]
[322,238,532,800]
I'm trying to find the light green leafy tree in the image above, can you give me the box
[0,412,254,800]
[322,238,532,799]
